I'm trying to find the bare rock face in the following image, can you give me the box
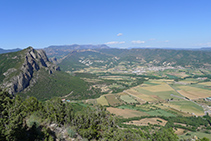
[1,47,60,94]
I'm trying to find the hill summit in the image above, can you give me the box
[0,47,60,94]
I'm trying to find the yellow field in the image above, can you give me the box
[140,83,174,92]
[124,118,167,126]
[125,89,157,102]
[177,86,211,99]
[174,128,186,135]
[198,82,211,86]
[107,107,149,118]
[155,79,174,82]
[117,92,127,96]
[97,96,109,106]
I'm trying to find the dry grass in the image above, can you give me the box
[155,79,174,82]
[107,107,149,118]
[105,94,123,106]
[97,96,109,106]
[199,82,211,86]
[174,128,186,135]
[140,84,174,92]
[124,118,167,126]
[117,92,127,96]
[125,89,156,102]
[178,86,211,99]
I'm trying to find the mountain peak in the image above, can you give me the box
[0,47,60,94]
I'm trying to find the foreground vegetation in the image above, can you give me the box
[0,89,181,140]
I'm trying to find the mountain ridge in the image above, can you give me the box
[0,48,21,54]
[0,47,60,94]
[43,44,110,58]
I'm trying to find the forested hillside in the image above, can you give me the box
[57,48,211,72]
[0,89,179,140]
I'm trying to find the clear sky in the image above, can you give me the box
[0,0,211,49]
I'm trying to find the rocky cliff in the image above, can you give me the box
[1,47,60,94]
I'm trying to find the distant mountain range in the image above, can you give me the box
[43,44,110,58]
[0,48,21,54]
[47,46,211,70]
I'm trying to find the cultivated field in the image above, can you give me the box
[124,118,168,126]
[177,86,211,99]
[164,100,204,116]
[95,78,209,117]
[198,82,211,86]
[105,94,123,106]
[140,83,174,92]
[174,128,186,135]
[125,89,157,102]
[97,96,109,106]
[145,109,176,117]
[127,80,182,102]
[120,95,137,104]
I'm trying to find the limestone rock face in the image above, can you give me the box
[1,47,60,94]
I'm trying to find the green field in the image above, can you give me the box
[145,109,176,117]
[179,131,211,140]
[105,95,123,106]
[133,87,181,101]
[97,96,109,106]
[118,104,176,117]
[143,81,159,86]
[120,95,137,103]
[167,100,204,116]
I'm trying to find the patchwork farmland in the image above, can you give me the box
[93,79,211,119]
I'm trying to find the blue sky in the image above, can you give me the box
[0,0,211,49]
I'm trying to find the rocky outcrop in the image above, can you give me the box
[1,47,60,94]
